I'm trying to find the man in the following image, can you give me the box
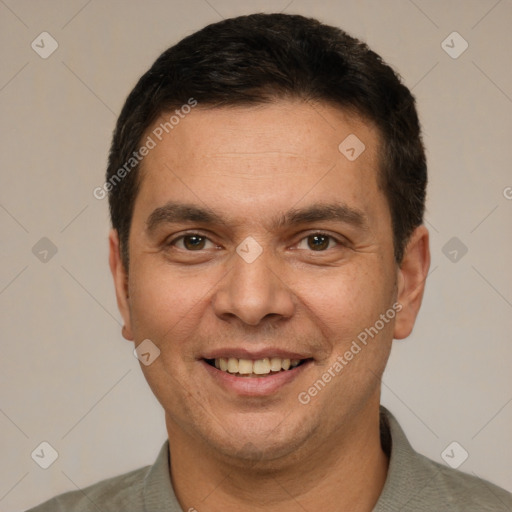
[29,12,511,512]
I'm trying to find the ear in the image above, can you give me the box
[393,225,430,340]
[109,229,134,341]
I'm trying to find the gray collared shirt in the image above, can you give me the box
[27,407,512,511]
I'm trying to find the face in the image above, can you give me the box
[110,100,429,464]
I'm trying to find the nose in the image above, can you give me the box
[212,247,296,327]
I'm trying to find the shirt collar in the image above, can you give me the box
[373,406,440,511]
[143,440,182,512]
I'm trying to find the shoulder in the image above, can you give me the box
[412,451,512,511]
[25,465,149,512]
[26,441,179,512]
[377,407,512,511]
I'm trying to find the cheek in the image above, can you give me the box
[127,260,213,341]
[294,264,390,341]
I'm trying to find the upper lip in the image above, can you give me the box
[201,348,312,360]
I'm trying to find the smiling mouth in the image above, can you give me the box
[204,357,311,377]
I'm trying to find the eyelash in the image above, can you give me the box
[166,231,345,251]
[168,233,218,250]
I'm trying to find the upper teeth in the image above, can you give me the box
[214,357,301,375]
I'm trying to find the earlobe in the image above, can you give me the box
[108,229,134,341]
[393,225,430,340]
[122,325,132,340]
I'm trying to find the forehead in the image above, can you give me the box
[144,101,379,166]
[134,100,387,228]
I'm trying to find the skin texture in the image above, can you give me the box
[109,100,430,511]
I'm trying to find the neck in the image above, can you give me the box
[167,401,388,512]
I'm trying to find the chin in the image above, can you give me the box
[204,410,315,465]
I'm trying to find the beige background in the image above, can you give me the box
[1,0,511,510]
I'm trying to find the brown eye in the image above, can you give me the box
[182,234,206,250]
[165,233,219,258]
[296,233,339,252]
[307,234,331,251]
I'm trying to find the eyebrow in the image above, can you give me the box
[145,200,368,234]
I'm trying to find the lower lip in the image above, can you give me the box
[201,360,312,396]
